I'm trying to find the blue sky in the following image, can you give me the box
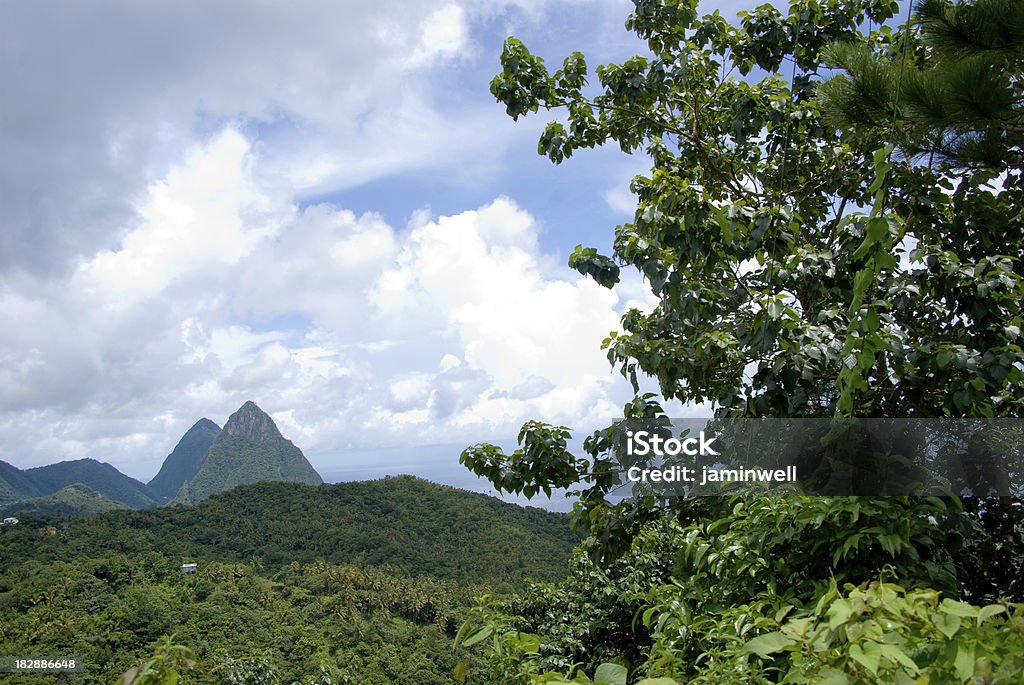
[0,0,745,504]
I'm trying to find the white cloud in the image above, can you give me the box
[225,343,295,391]
[601,153,651,216]
[0,0,676,485]
[0,126,638,481]
[603,185,637,215]
[375,197,618,388]
[77,129,277,305]
[389,373,433,411]
[407,4,471,67]
[0,127,641,478]
[0,0,548,275]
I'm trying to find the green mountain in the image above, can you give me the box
[0,482,128,517]
[24,458,161,508]
[0,460,40,505]
[147,418,220,500]
[179,401,322,503]
[0,477,18,505]
[0,458,161,513]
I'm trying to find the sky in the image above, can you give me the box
[0,0,741,500]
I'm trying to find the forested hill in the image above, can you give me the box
[0,458,161,511]
[0,476,577,684]
[1,476,578,586]
[0,483,126,517]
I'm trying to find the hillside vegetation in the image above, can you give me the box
[0,483,127,518]
[2,477,576,585]
[0,458,161,511]
[0,476,577,684]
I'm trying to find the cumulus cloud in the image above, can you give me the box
[0,0,544,276]
[77,129,277,304]
[0,0,671,485]
[407,4,471,67]
[0,126,646,479]
[374,198,619,388]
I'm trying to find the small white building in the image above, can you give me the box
[1,517,17,525]
[181,563,197,573]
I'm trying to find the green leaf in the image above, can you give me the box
[454,619,473,644]
[509,631,542,654]
[850,641,880,677]
[852,217,891,259]
[866,216,890,244]
[593,662,628,685]
[460,625,493,647]
[939,599,979,618]
[933,612,961,639]
[781,617,814,639]
[816,668,851,685]
[878,643,919,674]
[827,598,854,629]
[849,267,875,313]
[977,604,1006,624]
[954,642,975,681]
[453,659,469,683]
[742,631,796,657]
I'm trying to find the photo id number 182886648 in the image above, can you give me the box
[0,656,84,672]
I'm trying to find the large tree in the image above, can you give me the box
[464,0,1023,521]
[458,1,1024,682]
[486,0,1022,421]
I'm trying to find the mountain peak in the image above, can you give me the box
[179,401,322,503]
[147,418,221,501]
[222,401,283,441]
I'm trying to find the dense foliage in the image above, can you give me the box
[458,497,1023,683]
[1,478,577,588]
[0,549,466,684]
[0,458,160,511]
[0,477,577,683]
[458,0,1024,683]
[0,460,41,503]
[0,483,125,518]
